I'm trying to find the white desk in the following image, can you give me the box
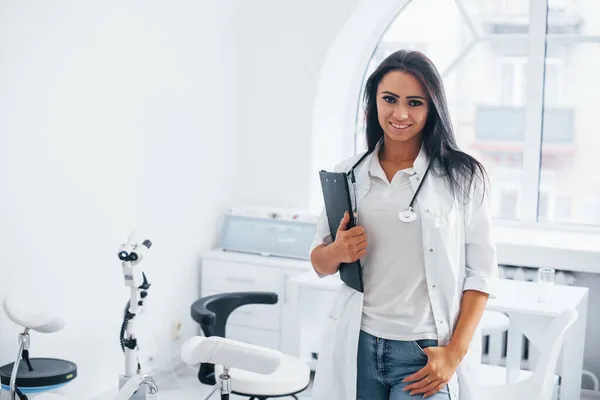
[285,272,589,400]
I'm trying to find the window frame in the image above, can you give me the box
[310,0,600,234]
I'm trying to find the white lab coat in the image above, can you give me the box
[310,146,499,400]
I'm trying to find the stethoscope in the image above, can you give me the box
[348,149,433,223]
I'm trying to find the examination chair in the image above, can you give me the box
[190,292,310,400]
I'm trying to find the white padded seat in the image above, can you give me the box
[214,354,311,397]
[480,310,510,336]
[2,296,65,333]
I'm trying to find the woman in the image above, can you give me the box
[309,50,499,400]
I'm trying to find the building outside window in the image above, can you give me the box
[353,0,600,226]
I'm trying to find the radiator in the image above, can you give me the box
[482,265,575,370]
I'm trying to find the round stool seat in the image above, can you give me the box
[480,310,510,336]
[0,358,77,394]
[215,354,310,397]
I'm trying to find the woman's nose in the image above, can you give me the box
[393,105,408,120]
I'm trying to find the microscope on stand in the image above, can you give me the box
[116,233,159,400]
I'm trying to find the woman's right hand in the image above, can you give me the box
[331,211,368,263]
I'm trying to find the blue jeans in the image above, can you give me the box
[357,330,451,400]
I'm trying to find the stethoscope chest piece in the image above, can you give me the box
[398,207,418,223]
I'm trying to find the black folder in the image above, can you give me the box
[319,170,364,293]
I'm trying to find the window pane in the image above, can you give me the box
[355,0,530,220]
[539,2,600,225]
[538,191,549,221]
[501,63,515,104]
[500,188,520,219]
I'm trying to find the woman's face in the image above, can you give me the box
[376,70,430,145]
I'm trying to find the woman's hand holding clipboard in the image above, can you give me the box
[331,211,368,263]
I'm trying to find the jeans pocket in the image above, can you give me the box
[411,341,428,358]
[412,339,439,358]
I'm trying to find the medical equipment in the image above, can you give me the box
[219,207,317,260]
[0,296,77,400]
[0,231,160,400]
[190,291,311,398]
[347,149,433,223]
[118,232,158,400]
[181,336,283,400]
[397,161,430,222]
[117,232,157,400]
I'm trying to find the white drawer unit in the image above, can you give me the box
[202,259,285,294]
[200,249,312,352]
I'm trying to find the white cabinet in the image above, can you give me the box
[200,249,311,352]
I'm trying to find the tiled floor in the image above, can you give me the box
[94,364,313,399]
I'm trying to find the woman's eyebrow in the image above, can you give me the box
[381,91,426,101]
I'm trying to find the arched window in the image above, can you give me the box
[313,0,600,227]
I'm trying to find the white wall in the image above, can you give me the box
[234,0,362,210]
[0,1,237,397]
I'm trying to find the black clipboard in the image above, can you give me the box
[319,170,364,293]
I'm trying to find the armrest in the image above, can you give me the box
[190,291,279,385]
[190,292,278,337]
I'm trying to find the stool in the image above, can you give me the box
[1,295,77,399]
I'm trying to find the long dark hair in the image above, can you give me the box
[362,49,487,202]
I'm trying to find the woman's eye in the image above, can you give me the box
[409,99,423,107]
[383,96,396,104]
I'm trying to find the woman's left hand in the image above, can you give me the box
[402,345,463,398]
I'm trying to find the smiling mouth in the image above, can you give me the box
[390,122,412,130]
